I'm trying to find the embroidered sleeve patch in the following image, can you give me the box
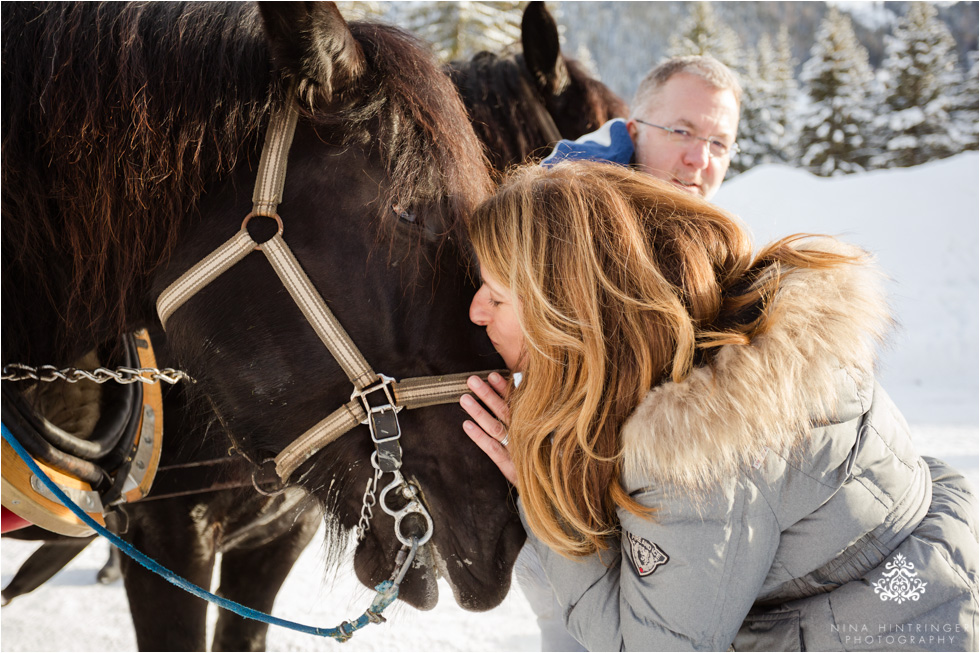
[626,531,669,577]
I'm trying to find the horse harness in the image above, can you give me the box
[1,93,499,640]
[2,340,271,528]
[155,94,501,550]
[1,331,170,535]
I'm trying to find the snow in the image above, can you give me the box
[831,2,899,32]
[3,154,979,651]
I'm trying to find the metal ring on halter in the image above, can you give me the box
[241,213,284,251]
[251,458,287,496]
[379,476,434,547]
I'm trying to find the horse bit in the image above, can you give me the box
[155,92,501,568]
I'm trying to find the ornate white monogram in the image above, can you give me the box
[873,553,927,603]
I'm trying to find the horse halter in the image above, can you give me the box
[156,94,500,548]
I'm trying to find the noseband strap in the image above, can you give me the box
[156,96,500,484]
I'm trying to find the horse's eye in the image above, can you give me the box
[392,203,417,224]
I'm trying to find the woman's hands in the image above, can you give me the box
[460,372,517,485]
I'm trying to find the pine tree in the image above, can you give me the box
[335,2,389,21]
[666,2,742,73]
[403,1,523,63]
[798,7,874,176]
[951,51,979,151]
[770,27,801,163]
[734,31,800,172]
[870,2,964,168]
[731,38,772,172]
[573,43,601,79]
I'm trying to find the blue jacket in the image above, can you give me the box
[541,119,634,167]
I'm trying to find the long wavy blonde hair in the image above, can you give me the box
[467,161,857,558]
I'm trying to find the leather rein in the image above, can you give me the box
[155,95,500,547]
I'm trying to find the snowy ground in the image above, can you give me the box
[3,154,978,651]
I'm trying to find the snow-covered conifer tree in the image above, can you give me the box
[951,51,979,151]
[403,1,523,63]
[770,27,801,163]
[869,2,964,168]
[335,2,390,21]
[798,7,874,176]
[666,2,742,73]
[731,37,773,173]
[734,30,800,172]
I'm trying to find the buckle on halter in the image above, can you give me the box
[353,375,403,472]
[370,412,402,473]
[352,375,402,435]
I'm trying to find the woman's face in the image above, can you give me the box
[469,268,525,371]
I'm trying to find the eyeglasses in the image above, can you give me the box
[634,119,740,159]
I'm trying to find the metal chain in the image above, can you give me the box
[1,363,194,385]
[355,466,383,542]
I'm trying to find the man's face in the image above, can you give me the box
[626,72,740,200]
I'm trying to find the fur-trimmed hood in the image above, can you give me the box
[620,238,894,490]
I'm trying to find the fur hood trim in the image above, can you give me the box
[620,238,893,490]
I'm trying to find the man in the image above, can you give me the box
[542,55,741,201]
[524,55,742,652]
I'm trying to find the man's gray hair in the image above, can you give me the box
[630,55,742,117]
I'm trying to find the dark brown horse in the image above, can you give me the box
[3,329,323,652]
[2,2,624,648]
[2,2,524,650]
[446,1,628,171]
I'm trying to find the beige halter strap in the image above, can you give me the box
[156,98,499,483]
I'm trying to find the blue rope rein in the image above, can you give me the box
[1,421,412,642]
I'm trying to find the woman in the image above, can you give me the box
[460,162,977,651]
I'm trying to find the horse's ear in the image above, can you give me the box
[258,2,365,99]
[521,1,568,95]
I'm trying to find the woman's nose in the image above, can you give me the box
[470,287,490,326]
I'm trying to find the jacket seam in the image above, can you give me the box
[842,366,870,414]
[749,473,782,531]
[851,468,893,512]
[826,591,847,649]
[865,422,915,473]
[710,481,752,648]
[914,530,975,590]
[776,448,841,491]
[624,605,701,649]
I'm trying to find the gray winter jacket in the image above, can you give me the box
[521,239,978,651]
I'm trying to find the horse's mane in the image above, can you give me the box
[1,3,489,358]
[448,49,626,170]
[339,21,492,257]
